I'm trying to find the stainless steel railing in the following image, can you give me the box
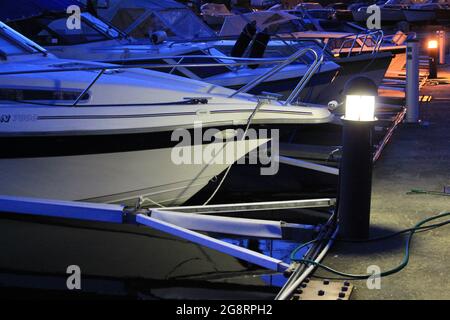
[336,29,384,57]
[0,48,325,106]
[228,47,322,101]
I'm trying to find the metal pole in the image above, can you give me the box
[406,40,420,123]
[438,30,446,65]
[338,119,375,240]
[136,214,290,272]
[429,43,438,79]
[229,47,319,98]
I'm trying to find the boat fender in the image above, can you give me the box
[150,31,168,45]
[248,29,271,69]
[230,21,257,58]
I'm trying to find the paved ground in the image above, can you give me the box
[319,64,450,300]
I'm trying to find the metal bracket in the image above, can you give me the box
[136,214,290,272]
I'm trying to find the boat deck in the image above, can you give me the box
[317,63,450,300]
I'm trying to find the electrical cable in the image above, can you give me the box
[202,98,265,205]
[289,218,450,262]
[290,211,450,280]
[276,212,337,299]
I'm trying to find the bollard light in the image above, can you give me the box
[428,39,439,79]
[428,39,438,49]
[344,95,376,122]
[338,77,378,240]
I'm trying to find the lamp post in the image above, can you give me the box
[338,77,377,240]
[437,30,446,65]
[428,39,438,79]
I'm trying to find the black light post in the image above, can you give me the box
[428,39,439,79]
[338,78,377,240]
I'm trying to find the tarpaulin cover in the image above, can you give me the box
[100,0,215,40]
[0,0,84,22]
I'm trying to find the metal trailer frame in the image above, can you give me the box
[0,195,335,273]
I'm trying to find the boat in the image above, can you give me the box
[432,0,450,20]
[1,0,341,101]
[292,2,336,20]
[217,12,402,104]
[0,21,333,206]
[352,0,408,23]
[325,3,354,21]
[403,0,450,22]
[218,11,407,54]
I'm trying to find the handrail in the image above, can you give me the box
[284,52,323,105]
[168,56,184,75]
[336,29,384,57]
[0,51,323,106]
[229,47,322,99]
[73,69,104,106]
[0,56,291,77]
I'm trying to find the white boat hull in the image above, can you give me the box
[0,140,265,206]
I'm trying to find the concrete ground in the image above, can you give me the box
[319,65,450,300]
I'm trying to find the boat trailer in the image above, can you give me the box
[0,195,336,278]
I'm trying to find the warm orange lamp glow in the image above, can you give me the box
[428,40,438,49]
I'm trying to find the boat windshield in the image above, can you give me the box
[0,22,46,57]
[111,7,216,40]
[220,12,308,37]
[8,13,122,46]
[81,13,124,39]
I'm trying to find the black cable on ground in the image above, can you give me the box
[290,211,450,280]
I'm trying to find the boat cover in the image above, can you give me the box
[0,0,84,22]
[98,0,215,40]
[219,11,305,36]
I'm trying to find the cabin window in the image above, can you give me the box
[0,88,89,102]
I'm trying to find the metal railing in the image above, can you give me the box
[336,29,384,57]
[229,47,323,103]
[0,48,324,107]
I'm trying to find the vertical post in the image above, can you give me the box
[428,39,438,79]
[406,40,420,123]
[338,120,375,240]
[437,30,446,65]
[338,77,377,240]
